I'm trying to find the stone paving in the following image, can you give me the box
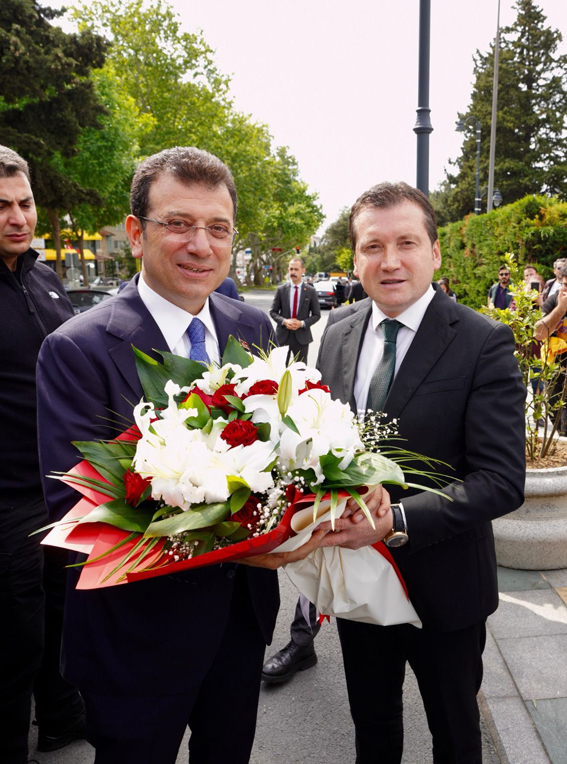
[482,566,567,764]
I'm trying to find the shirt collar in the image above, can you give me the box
[371,284,436,333]
[138,274,216,351]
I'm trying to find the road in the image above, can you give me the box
[28,290,500,763]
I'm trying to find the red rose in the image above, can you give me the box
[184,387,214,409]
[246,379,279,397]
[220,419,258,448]
[212,383,240,414]
[231,496,261,531]
[299,380,331,395]
[123,469,152,506]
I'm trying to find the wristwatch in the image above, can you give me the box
[384,503,409,548]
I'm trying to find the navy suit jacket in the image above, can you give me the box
[37,278,279,696]
[317,286,526,631]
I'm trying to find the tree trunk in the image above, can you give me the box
[47,208,63,281]
[77,230,89,287]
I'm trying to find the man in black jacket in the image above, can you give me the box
[0,146,85,763]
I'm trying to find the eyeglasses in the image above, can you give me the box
[499,272,510,277]
[138,216,237,242]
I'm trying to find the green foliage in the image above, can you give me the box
[438,195,567,308]
[441,0,567,221]
[481,254,565,460]
[0,0,108,207]
[309,208,351,274]
[73,0,323,286]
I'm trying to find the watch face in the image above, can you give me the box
[385,532,408,548]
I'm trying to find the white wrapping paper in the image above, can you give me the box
[271,497,422,628]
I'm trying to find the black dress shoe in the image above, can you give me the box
[262,640,317,684]
[36,712,87,752]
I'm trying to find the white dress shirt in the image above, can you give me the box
[354,286,436,417]
[138,275,220,364]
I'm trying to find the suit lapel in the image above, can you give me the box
[210,292,265,357]
[106,279,168,399]
[386,291,459,418]
[340,302,373,408]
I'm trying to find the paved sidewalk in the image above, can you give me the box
[481,566,567,764]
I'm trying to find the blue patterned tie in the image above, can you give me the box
[366,319,403,413]
[187,317,210,364]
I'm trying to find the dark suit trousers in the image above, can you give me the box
[285,335,309,364]
[0,501,83,764]
[337,619,486,764]
[82,568,265,764]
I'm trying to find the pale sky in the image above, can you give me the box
[47,0,566,232]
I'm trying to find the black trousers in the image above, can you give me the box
[0,501,83,764]
[290,594,320,646]
[337,619,486,764]
[285,336,310,365]
[82,568,266,764]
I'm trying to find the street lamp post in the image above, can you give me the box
[414,0,433,195]
[456,116,482,215]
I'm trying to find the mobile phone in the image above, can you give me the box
[530,281,541,292]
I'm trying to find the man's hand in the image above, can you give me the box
[238,528,329,570]
[317,486,393,550]
[284,318,302,331]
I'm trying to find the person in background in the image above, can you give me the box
[270,256,321,364]
[488,264,513,308]
[542,259,567,302]
[215,275,239,300]
[523,264,545,307]
[437,276,456,301]
[0,145,85,764]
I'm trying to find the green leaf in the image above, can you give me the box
[224,395,245,412]
[182,392,210,428]
[256,422,271,442]
[227,475,249,494]
[221,336,254,368]
[230,486,251,513]
[191,531,216,556]
[278,369,293,416]
[228,525,252,541]
[213,521,244,537]
[133,346,175,408]
[144,503,229,537]
[155,350,209,387]
[282,414,300,435]
[72,440,136,484]
[78,500,155,533]
[54,472,124,500]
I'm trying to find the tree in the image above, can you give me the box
[63,69,153,284]
[74,0,323,285]
[442,0,567,222]
[0,0,108,277]
[310,209,351,274]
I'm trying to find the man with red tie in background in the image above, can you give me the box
[270,256,320,364]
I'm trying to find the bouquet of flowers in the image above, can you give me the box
[40,337,447,626]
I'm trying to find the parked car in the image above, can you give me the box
[66,288,114,314]
[315,280,337,308]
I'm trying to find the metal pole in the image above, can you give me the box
[487,0,501,212]
[474,121,481,215]
[414,0,433,195]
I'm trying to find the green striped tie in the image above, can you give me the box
[365,319,403,413]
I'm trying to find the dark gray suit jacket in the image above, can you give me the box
[270,282,321,346]
[316,286,526,631]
